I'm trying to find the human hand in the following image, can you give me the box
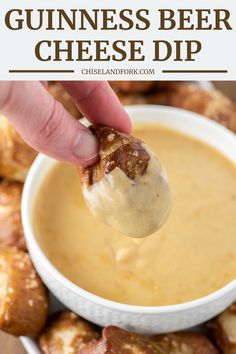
[0,81,131,166]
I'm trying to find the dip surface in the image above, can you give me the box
[33,125,236,306]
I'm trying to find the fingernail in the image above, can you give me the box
[72,129,98,163]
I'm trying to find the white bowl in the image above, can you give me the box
[22,105,236,334]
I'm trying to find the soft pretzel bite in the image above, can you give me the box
[117,83,236,134]
[80,125,172,238]
[110,80,175,94]
[0,247,48,336]
[39,311,101,354]
[79,326,165,354]
[48,82,82,119]
[0,180,26,250]
[208,303,236,354]
[0,115,37,182]
[117,91,151,106]
[150,84,236,134]
[110,81,156,94]
[152,332,219,354]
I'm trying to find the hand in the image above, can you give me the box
[0,81,131,166]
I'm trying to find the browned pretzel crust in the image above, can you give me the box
[39,311,101,354]
[0,247,48,336]
[0,115,37,182]
[152,332,219,354]
[208,302,236,354]
[0,180,26,250]
[79,326,165,354]
[110,81,157,93]
[80,125,150,186]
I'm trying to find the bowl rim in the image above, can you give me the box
[22,104,236,314]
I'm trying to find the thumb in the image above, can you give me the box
[0,81,98,166]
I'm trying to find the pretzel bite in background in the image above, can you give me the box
[150,83,236,134]
[79,326,165,354]
[116,91,152,106]
[48,82,82,119]
[110,81,175,94]
[109,81,157,94]
[207,302,236,354]
[0,115,37,182]
[152,332,219,354]
[0,180,26,250]
[39,311,101,354]
[116,82,236,134]
[0,247,48,336]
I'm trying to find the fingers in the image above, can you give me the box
[0,81,131,167]
[0,81,98,166]
[61,81,132,134]
[40,81,48,88]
